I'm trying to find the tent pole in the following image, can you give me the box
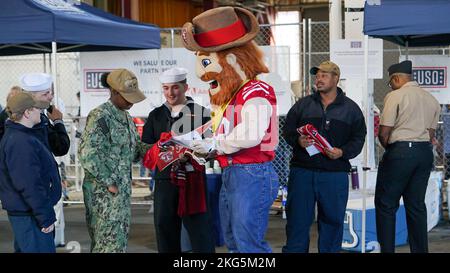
[52,42,59,108]
[362,34,370,254]
[302,18,306,96]
[405,40,409,60]
[43,53,47,73]
[308,18,312,91]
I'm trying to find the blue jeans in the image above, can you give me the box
[149,170,156,192]
[282,167,349,253]
[8,215,55,253]
[219,162,279,253]
[180,222,192,252]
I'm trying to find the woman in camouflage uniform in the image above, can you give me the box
[79,69,150,253]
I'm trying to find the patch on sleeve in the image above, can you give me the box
[97,117,109,136]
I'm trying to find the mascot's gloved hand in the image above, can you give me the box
[191,138,215,155]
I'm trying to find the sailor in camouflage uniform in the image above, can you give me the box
[78,69,150,253]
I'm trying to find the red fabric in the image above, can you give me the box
[374,111,380,137]
[215,80,278,168]
[143,145,160,170]
[297,124,332,156]
[133,117,145,138]
[194,20,246,47]
[170,156,207,217]
[142,132,174,171]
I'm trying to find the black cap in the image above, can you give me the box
[388,60,412,76]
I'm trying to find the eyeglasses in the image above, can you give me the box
[387,75,396,88]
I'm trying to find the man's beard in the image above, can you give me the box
[316,85,332,93]
[201,63,243,107]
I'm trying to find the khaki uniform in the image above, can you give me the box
[79,100,149,253]
[380,81,440,143]
[376,81,440,253]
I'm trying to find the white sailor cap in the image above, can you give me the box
[19,73,53,92]
[159,67,188,84]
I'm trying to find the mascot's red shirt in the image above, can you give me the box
[215,80,278,167]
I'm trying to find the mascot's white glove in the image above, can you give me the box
[191,138,216,155]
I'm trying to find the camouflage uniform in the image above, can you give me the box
[79,100,149,253]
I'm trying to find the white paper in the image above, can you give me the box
[170,130,203,148]
[306,145,321,156]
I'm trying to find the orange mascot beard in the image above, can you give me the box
[200,61,242,107]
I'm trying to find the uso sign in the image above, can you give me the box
[412,67,447,88]
[404,55,450,104]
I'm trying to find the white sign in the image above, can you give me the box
[80,46,293,117]
[401,55,450,104]
[330,39,383,79]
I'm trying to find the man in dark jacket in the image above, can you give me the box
[282,61,367,253]
[1,75,70,156]
[0,93,62,253]
[19,73,70,156]
[142,67,215,253]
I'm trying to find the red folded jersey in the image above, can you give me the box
[170,154,207,217]
[297,124,332,155]
[143,132,189,171]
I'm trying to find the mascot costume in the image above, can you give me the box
[182,7,279,253]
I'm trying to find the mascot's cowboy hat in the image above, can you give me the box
[182,7,259,52]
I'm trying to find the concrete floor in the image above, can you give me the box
[1,204,450,253]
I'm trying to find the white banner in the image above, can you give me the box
[330,39,383,79]
[401,55,450,104]
[80,46,293,117]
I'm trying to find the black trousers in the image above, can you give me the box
[375,142,433,253]
[153,179,216,253]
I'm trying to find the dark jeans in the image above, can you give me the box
[8,215,55,253]
[375,141,433,253]
[282,167,349,253]
[153,179,215,253]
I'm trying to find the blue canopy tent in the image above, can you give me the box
[0,0,160,55]
[356,0,450,253]
[363,0,450,48]
[0,0,160,104]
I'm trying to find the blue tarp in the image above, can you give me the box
[363,0,450,47]
[0,0,160,55]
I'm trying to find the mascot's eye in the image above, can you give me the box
[201,59,211,67]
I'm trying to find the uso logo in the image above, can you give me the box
[412,67,447,88]
[84,69,112,92]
